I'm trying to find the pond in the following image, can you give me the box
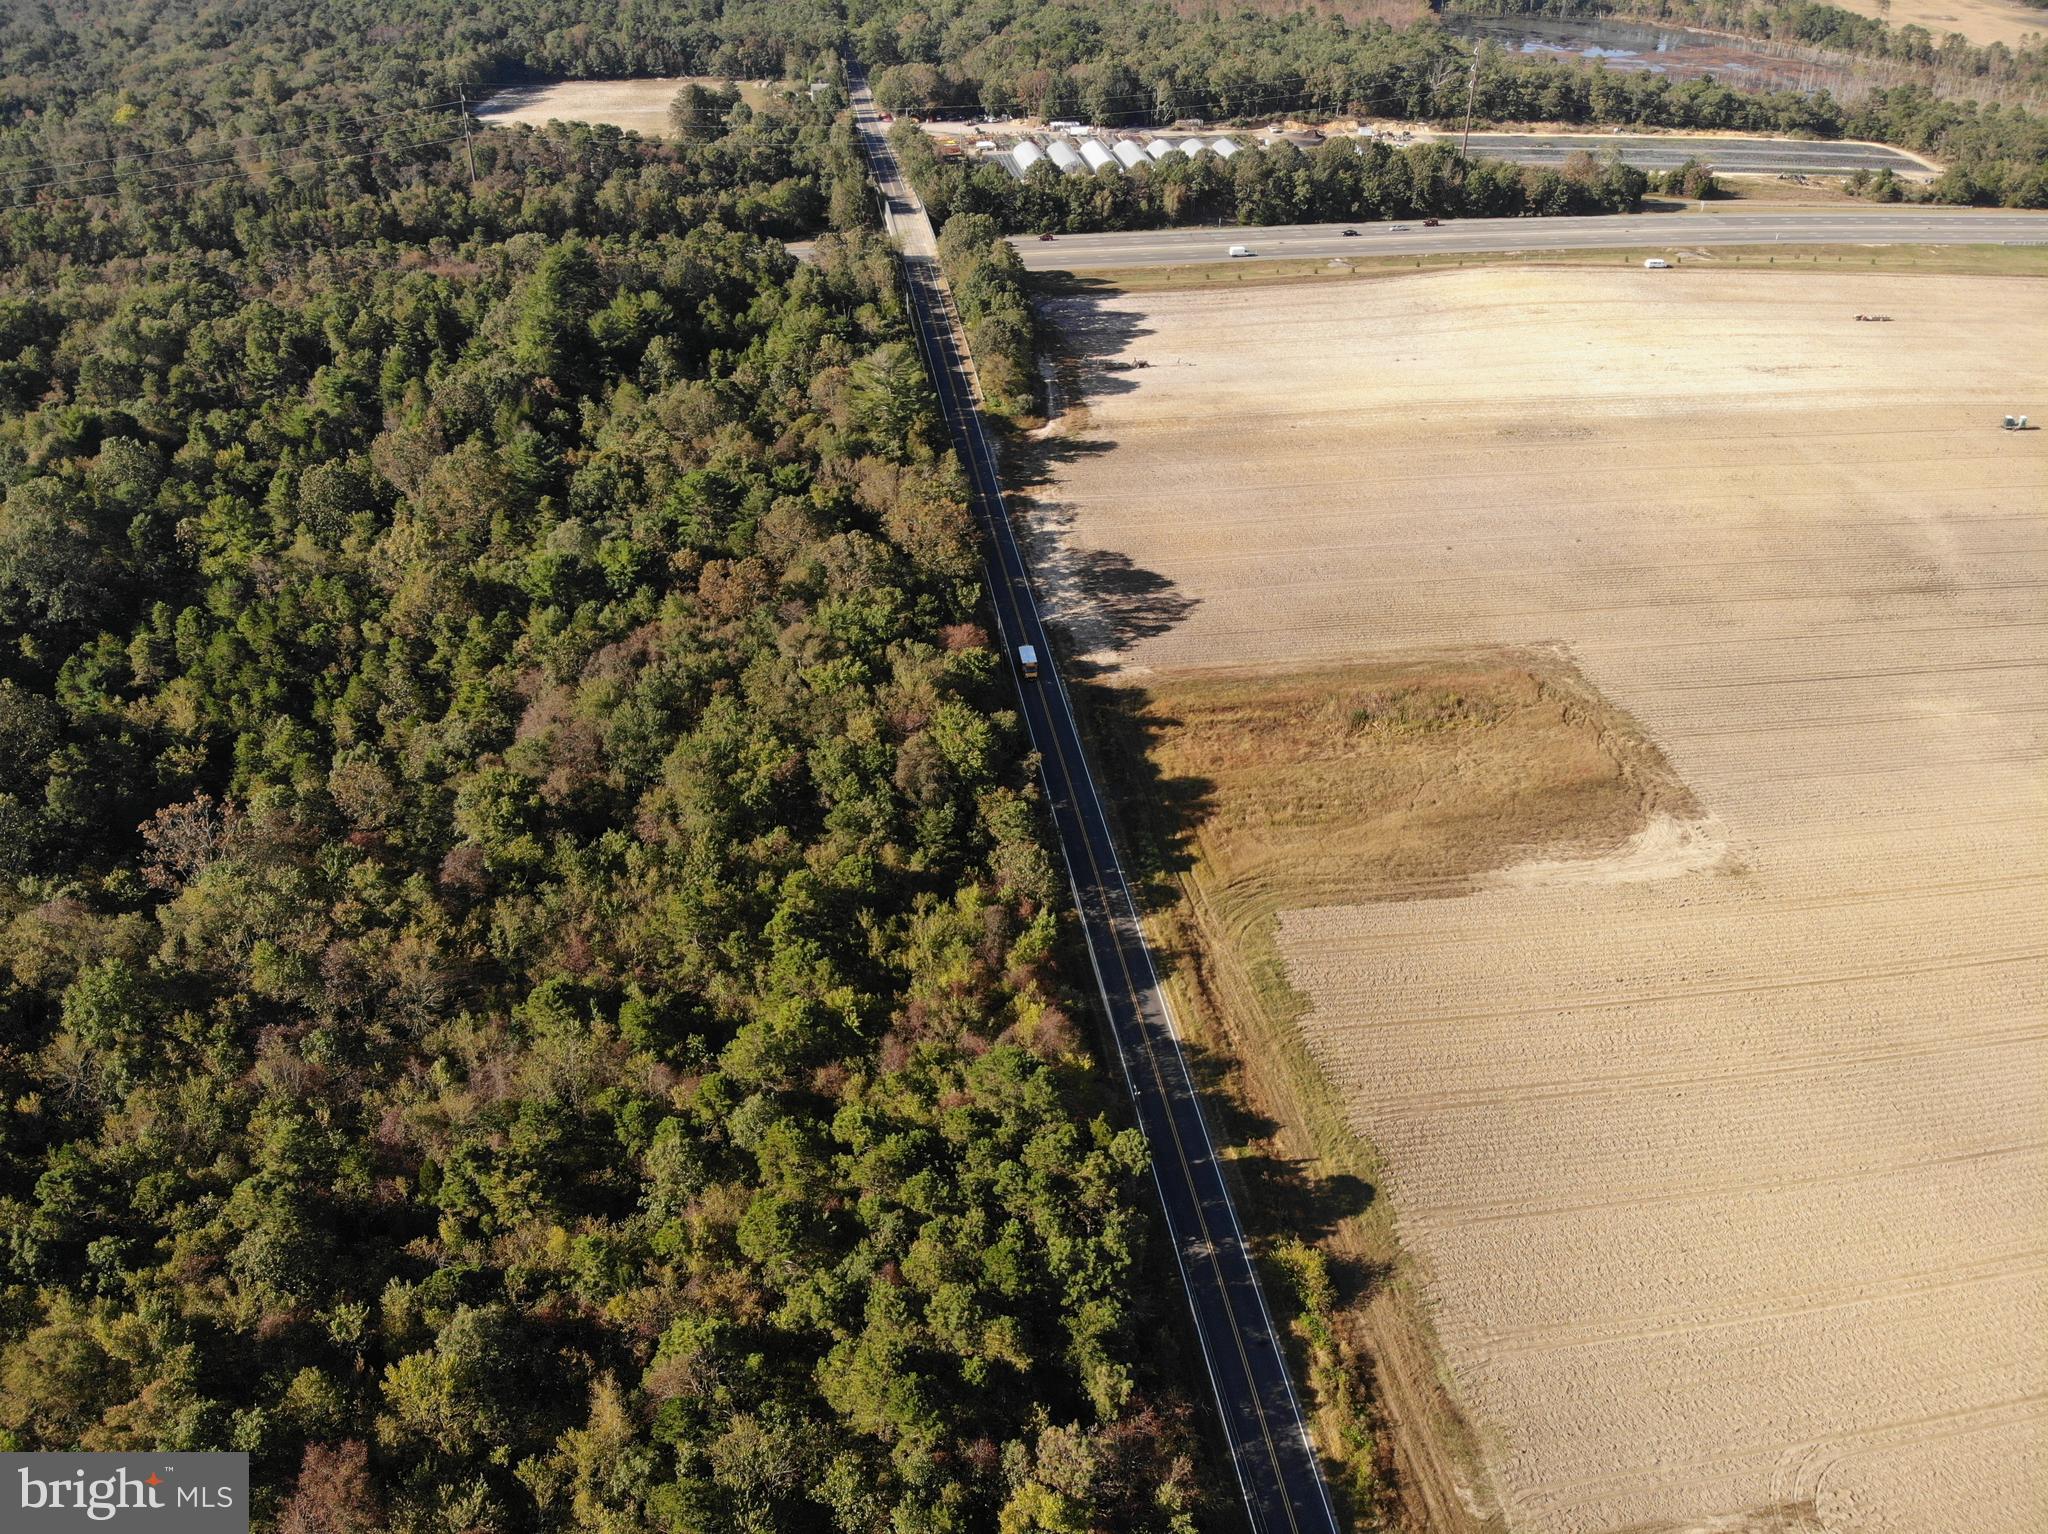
[1440,12,1846,93]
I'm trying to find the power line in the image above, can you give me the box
[2,86,840,208]
[457,88,479,186]
[4,129,473,211]
[877,73,1478,130]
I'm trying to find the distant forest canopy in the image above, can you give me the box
[851,0,2047,203]
[0,0,844,120]
[0,3,1220,1533]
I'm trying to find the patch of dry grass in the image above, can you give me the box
[1034,263,2048,1534]
[1140,656,1691,909]
[1082,652,1689,1531]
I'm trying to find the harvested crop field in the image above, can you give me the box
[1028,267,2048,1533]
[1827,0,2046,47]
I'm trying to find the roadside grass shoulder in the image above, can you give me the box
[1049,655,1697,1532]
[1029,240,2048,295]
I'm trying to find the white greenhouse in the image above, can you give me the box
[1078,139,1118,172]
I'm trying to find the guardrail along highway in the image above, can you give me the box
[849,67,1345,1534]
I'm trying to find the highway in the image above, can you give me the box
[1014,208,2048,270]
[850,67,1345,1534]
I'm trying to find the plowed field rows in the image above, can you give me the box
[1030,268,2048,1533]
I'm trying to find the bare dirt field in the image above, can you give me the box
[1826,0,2046,46]
[1029,267,2048,1533]
[474,77,784,138]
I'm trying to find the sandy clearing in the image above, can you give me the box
[474,77,783,138]
[1028,267,2048,1533]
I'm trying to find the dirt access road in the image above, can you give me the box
[1026,265,2048,1533]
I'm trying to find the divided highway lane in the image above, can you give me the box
[850,70,1344,1534]
[1015,209,2048,270]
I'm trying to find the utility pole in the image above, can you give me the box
[1459,48,1480,161]
[457,88,478,187]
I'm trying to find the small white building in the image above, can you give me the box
[1145,139,1177,162]
[1211,136,1241,160]
[1007,140,1047,178]
[1045,139,1085,175]
[1177,137,1209,157]
[1112,139,1149,170]
[1078,139,1118,173]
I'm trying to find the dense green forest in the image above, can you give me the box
[0,5,1219,1533]
[2,1,2039,1530]
[854,0,2046,204]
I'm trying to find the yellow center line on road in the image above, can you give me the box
[904,256,1310,1534]
[853,87,1339,1530]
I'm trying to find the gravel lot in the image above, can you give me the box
[1028,266,2048,1533]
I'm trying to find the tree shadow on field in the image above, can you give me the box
[1010,289,1200,666]
[1180,1031,1387,1303]
[1064,676,1212,912]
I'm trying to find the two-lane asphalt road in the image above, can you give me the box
[1015,208,2048,270]
[849,68,1344,1534]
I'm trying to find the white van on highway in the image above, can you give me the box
[1227,244,1252,257]
[1017,644,1041,680]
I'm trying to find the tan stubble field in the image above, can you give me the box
[1029,265,2048,1533]
[1825,0,2045,47]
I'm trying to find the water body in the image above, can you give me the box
[1441,13,1835,92]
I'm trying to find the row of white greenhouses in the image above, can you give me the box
[1000,136,1241,179]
